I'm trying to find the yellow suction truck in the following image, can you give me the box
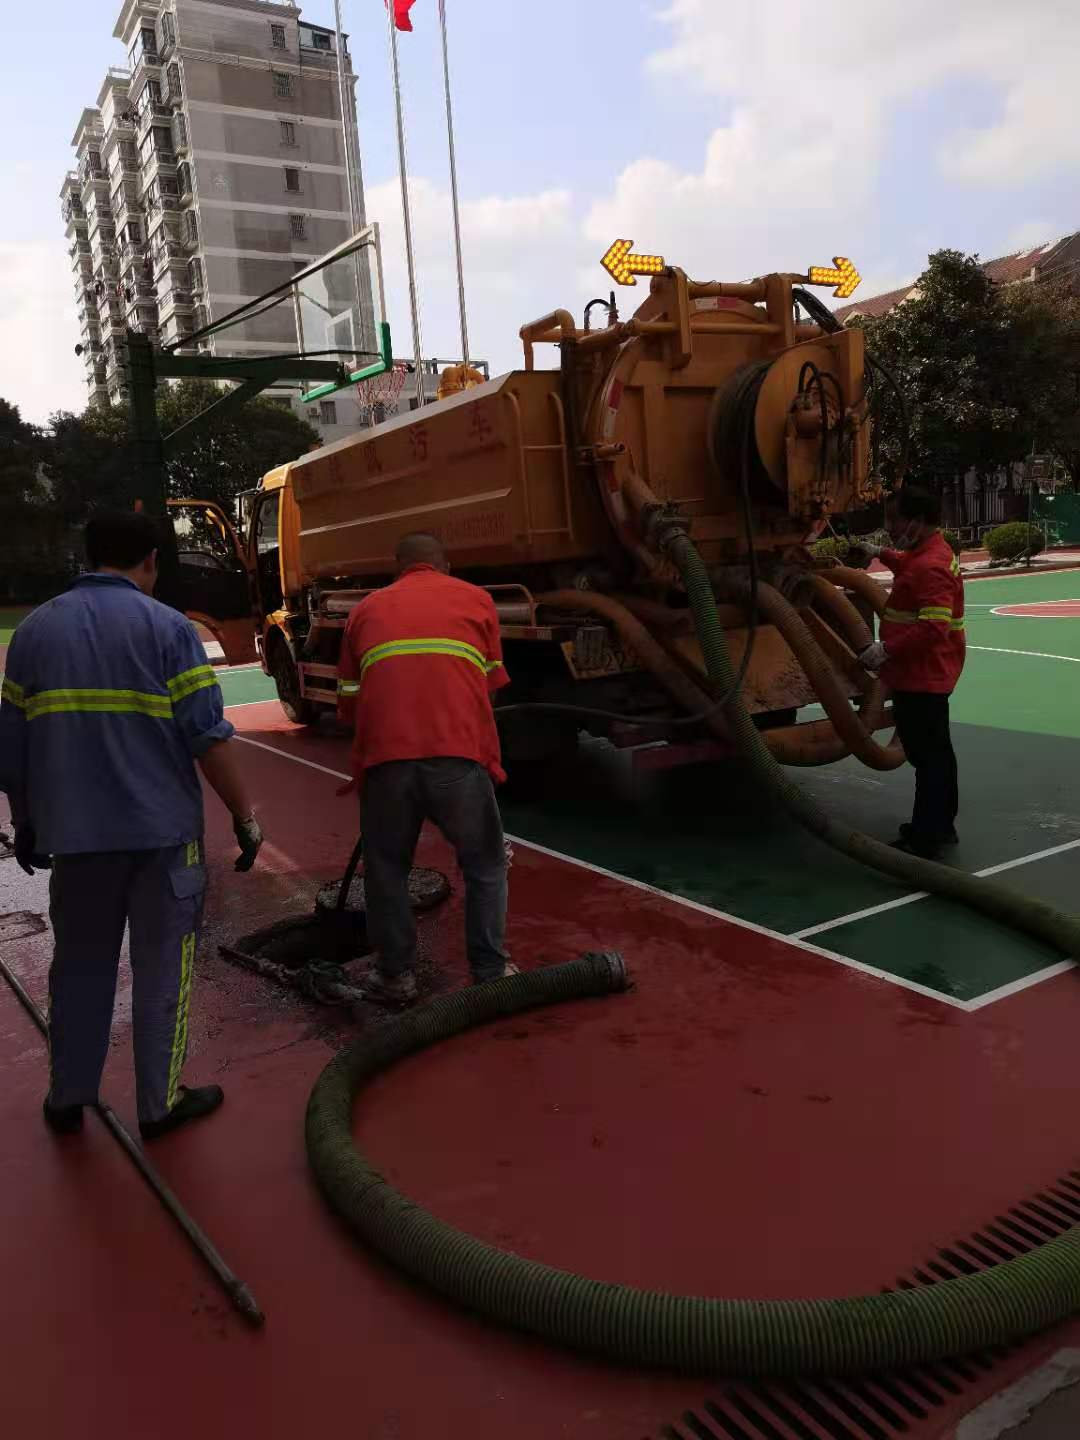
[172,260,901,776]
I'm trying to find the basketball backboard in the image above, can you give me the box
[172,223,391,405]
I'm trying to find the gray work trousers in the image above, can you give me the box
[47,842,207,1125]
[361,758,509,982]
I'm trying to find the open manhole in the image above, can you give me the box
[222,866,452,1009]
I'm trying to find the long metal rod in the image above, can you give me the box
[333,0,362,233]
[438,0,469,372]
[0,952,265,1328]
[386,0,427,405]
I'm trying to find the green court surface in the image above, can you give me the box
[208,567,1080,1008]
[0,608,31,647]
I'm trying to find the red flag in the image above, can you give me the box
[388,0,415,30]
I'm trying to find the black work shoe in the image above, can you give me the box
[43,1099,84,1135]
[900,823,959,846]
[361,968,419,1007]
[140,1085,224,1141]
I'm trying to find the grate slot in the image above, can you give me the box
[750,1383,846,1440]
[843,1379,908,1431]
[1008,1205,1060,1241]
[781,1382,867,1439]
[720,1393,790,1440]
[682,1411,725,1440]
[993,1215,1046,1248]
[864,1375,928,1421]
[925,1261,961,1282]
[888,1370,944,1407]
[1029,1193,1080,1225]
[810,1380,891,1440]
[700,1400,758,1440]
[970,1228,1022,1261]
[937,1247,979,1275]
[952,1239,998,1268]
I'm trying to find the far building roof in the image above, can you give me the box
[835,232,1080,324]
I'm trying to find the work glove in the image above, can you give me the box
[13,825,51,876]
[846,542,882,569]
[233,813,264,872]
[858,641,889,673]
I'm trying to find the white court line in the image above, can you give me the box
[224,697,279,711]
[967,646,1080,664]
[230,734,970,1010]
[791,837,1080,941]
[965,960,1077,1012]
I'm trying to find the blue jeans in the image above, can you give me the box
[360,758,509,982]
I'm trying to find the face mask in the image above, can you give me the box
[889,519,922,550]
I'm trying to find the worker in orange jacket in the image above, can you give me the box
[337,532,517,1006]
[854,487,966,859]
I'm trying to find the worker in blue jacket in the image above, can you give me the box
[0,511,263,1140]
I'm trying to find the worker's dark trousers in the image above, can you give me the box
[360,758,509,982]
[892,691,959,843]
[46,843,206,1124]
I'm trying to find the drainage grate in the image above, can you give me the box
[653,1168,1080,1439]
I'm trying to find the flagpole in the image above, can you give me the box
[386,0,427,406]
[438,0,469,373]
[332,0,361,232]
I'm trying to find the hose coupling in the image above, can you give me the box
[641,503,691,556]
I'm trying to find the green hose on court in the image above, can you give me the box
[306,952,1080,1376]
[305,532,1080,1378]
[666,527,1080,960]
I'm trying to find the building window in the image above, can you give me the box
[289,213,307,240]
[184,211,198,246]
[172,113,188,150]
[280,120,296,146]
[159,12,176,50]
[271,23,287,49]
[284,167,301,193]
[272,71,293,98]
[189,256,203,290]
[319,400,338,426]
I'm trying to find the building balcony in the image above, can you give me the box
[62,201,86,231]
[69,234,91,258]
[158,288,194,322]
[80,165,109,198]
[135,101,171,138]
[73,255,94,283]
[150,236,185,275]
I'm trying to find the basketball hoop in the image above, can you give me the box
[356,362,408,427]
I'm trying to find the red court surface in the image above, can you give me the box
[4,701,1080,1438]
[990,600,1080,617]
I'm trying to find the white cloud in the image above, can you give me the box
[367,178,579,374]
[649,0,1080,195]
[0,242,87,425]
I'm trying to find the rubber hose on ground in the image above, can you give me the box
[306,954,1080,1376]
[668,531,1080,958]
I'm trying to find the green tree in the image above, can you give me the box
[0,400,70,601]
[43,380,320,524]
[1001,275,1080,489]
[861,250,1025,488]
[156,380,320,509]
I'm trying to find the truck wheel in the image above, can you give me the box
[269,642,319,726]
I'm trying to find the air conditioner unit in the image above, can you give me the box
[306,407,319,420]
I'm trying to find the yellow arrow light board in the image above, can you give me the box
[601,238,666,286]
[807,256,861,299]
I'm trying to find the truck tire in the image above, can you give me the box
[269,640,319,727]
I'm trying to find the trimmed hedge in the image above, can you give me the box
[985,522,1045,563]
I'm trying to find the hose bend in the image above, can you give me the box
[668,529,1080,957]
[721,579,904,772]
[307,954,1080,1377]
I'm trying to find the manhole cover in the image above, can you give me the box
[315,867,451,916]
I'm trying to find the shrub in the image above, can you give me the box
[809,536,848,562]
[942,530,962,556]
[985,522,1045,563]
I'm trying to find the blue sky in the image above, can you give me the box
[2,0,1077,423]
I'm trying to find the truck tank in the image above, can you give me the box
[286,264,899,771]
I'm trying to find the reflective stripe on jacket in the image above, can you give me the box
[0,574,233,853]
[337,564,509,782]
[879,531,966,694]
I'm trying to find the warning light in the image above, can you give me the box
[807,256,862,299]
[601,238,667,286]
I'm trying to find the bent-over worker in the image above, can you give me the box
[0,511,264,1139]
[337,532,515,1006]
[855,487,966,859]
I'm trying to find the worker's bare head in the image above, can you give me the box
[86,510,162,595]
[886,486,941,550]
[395,532,449,575]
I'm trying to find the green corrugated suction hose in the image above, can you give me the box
[665,529,1080,959]
[306,952,1080,1376]
[305,533,1080,1377]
